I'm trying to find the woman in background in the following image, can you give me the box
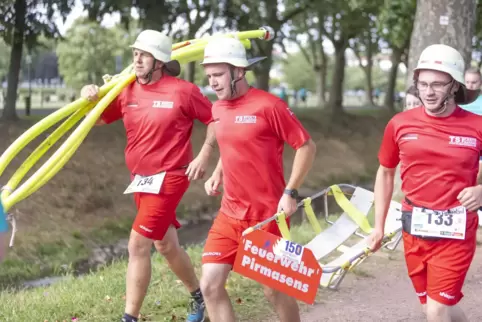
[404,85,421,110]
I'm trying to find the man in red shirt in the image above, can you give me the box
[368,44,482,322]
[198,37,317,322]
[80,30,214,322]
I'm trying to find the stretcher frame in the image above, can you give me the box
[242,184,403,290]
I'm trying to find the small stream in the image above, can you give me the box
[21,219,216,289]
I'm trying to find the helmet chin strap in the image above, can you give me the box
[136,59,162,85]
[228,66,246,98]
[417,79,456,115]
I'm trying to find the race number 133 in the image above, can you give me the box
[411,206,466,240]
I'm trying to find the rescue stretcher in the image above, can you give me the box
[234,184,403,304]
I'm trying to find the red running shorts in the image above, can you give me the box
[202,211,289,266]
[132,173,189,241]
[403,214,478,306]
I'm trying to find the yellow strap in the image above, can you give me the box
[303,198,322,234]
[276,212,292,240]
[330,185,373,234]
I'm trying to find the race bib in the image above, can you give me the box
[273,239,305,264]
[123,172,166,195]
[410,206,466,240]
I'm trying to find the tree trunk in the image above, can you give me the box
[185,61,196,83]
[255,66,271,91]
[363,64,374,106]
[315,62,327,106]
[3,0,27,121]
[254,41,274,92]
[328,45,346,116]
[385,48,403,111]
[406,0,477,82]
[317,49,327,106]
[363,40,374,106]
[317,64,327,106]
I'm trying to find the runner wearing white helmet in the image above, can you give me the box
[128,29,181,83]
[368,44,482,322]
[81,30,215,322]
[199,36,316,322]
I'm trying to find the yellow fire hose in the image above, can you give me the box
[0,26,275,246]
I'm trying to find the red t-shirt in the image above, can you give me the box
[378,106,482,213]
[101,75,213,176]
[213,87,311,221]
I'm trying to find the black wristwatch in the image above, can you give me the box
[284,188,299,199]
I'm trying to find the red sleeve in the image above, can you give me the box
[267,100,311,149]
[184,85,214,125]
[378,119,400,168]
[100,94,123,124]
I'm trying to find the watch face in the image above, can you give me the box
[286,189,298,198]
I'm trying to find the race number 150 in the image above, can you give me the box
[285,240,303,256]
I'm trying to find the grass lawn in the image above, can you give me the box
[0,217,348,322]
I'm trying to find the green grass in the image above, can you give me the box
[0,207,380,322]
[0,214,331,319]
[0,249,277,322]
[0,219,327,322]
[0,216,134,288]
[1,247,269,322]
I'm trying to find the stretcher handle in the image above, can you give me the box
[241,183,358,237]
[322,229,402,273]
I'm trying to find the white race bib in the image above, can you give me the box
[410,206,466,240]
[123,172,166,195]
[272,239,304,264]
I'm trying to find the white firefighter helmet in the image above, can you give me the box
[130,30,180,76]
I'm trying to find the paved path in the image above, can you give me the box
[264,237,482,322]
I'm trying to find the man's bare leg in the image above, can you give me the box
[153,225,200,292]
[200,263,234,322]
[154,225,205,321]
[263,286,301,322]
[124,230,153,318]
[422,297,469,322]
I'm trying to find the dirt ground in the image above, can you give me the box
[264,233,482,322]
